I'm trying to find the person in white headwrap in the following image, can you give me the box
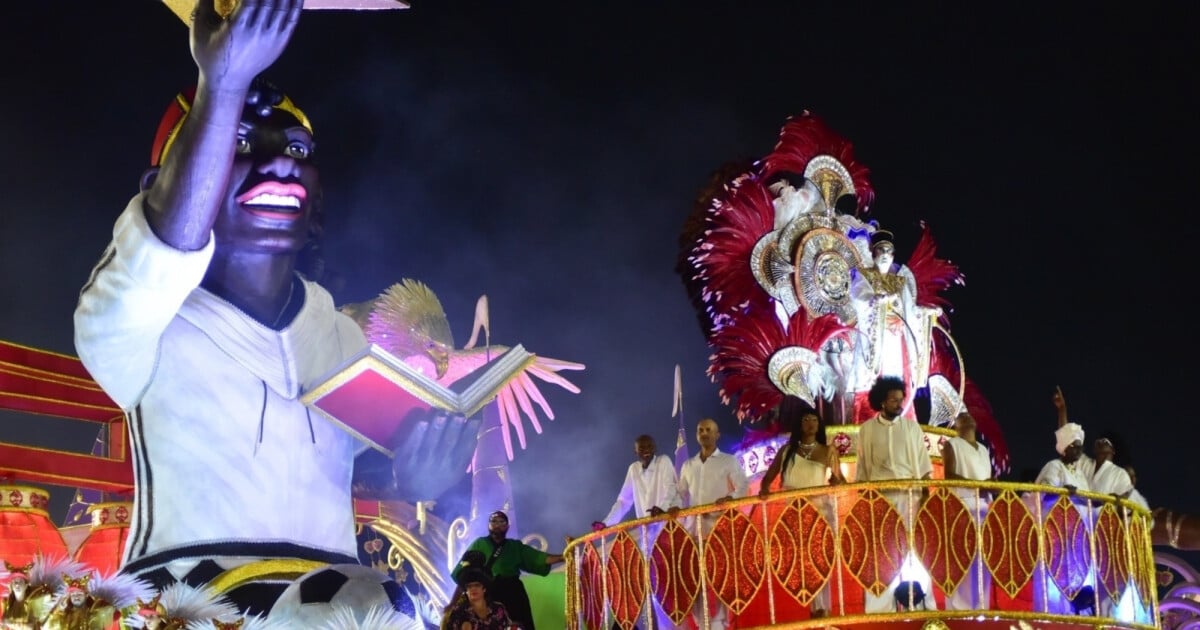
[1034,422,1090,493]
[1050,387,1134,497]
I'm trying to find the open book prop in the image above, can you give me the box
[336,279,586,459]
[302,344,535,455]
[162,0,408,24]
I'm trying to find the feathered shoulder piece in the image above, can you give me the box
[126,583,240,629]
[962,378,1010,475]
[27,555,87,595]
[905,222,964,312]
[708,307,852,420]
[88,571,155,609]
[759,111,874,215]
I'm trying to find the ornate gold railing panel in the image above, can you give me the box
[564,480,1157,630]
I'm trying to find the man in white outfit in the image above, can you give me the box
[855,376,935,613]
[675,419,749,630]
[1052,387,1133,496]
[940,411,992,610]
[597,435,681,528]
[595,434,682,630]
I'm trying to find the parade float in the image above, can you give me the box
[560,112,1172,630]
[0,277,582,628]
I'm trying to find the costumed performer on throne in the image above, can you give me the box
[847,229,940,422]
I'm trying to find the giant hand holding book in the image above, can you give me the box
[302,344,535,455]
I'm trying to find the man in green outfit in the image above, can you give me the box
[452,511,564,630]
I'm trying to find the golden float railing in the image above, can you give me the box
[564,480,1157,630]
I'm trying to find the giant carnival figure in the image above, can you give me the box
[72,0,477,620]
[676,112,1009,473]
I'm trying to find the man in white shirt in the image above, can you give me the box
[855,376,934,613]
[940,411,992,610]
[594,434,682,630]
[597,435,681,528]
[1032,422,1095,615]
[675,418,748,630]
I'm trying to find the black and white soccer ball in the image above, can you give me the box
[267,564,420,628]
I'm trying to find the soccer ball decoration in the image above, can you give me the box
[267,563,419,628]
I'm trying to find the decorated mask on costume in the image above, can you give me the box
[870,229,895,273]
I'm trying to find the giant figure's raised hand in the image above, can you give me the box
[191,0,302,87]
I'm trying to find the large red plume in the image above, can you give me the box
[928,334,1010,475]
[707,308,852,421]
[906,222,965,314]
[688,174,776,327]
[759,112,875,215]
[677,160,757,338]
[963,377,1010,475]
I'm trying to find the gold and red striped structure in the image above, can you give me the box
[565,480,1157,630]
[0,340,131,492]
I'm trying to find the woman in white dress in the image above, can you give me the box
[940,411,993,610]
[759,404,846,617]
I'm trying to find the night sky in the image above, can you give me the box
[1,2,1197,550]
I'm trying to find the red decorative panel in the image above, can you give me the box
[0,487,69,568]
[72,527,130,577]
[702,509,765,614]
[838,489,908,596]
[769,497,835,606]
[981,490,1038,597]
[605,530,647,630]
[651,520,699,625]
[1093,503,1130,602]
[1043,495,1092,599]
[914,491,978,595]
[580,543,605,630]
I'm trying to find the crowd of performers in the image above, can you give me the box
[587,376,1157,625]
[0,0,1182,626]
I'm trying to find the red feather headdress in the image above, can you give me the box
[759,111,875,215]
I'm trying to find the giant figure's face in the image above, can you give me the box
[213,107,320,256]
